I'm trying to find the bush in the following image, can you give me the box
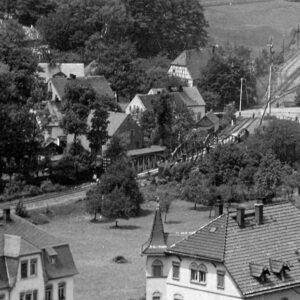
[22,185,41,197]
[4,180,25,196]
[41,180,64,193]
[15,200,30,218]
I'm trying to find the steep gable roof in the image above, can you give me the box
[170,49,212,80]
[49,76,114,100]
[137,94,161,111]
[87,111,128,137]
[167,214,227,261]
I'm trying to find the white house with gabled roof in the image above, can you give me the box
[142,202,300,300]
[0,208,78,300]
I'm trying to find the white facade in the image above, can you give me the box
[167,66,193,87]
[0,254,74,300]
[125,95,146,115]
[146,255,243,300]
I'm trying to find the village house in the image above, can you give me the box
[197,112,220,132]
[168,48,213,87]
[67,111,143,153]
[142,201,300,300]
[126,87,206,122]
[47,75,115,101]
[38,63,85,83]
[0,208,78,300]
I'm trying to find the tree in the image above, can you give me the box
[199,48,256,110]
[254,151,282,201]
[86,185,102,221]
[153,93,173,146]
[126,0,208,57]
[87,106,109,161]
[105,136,127,162]
[159,193,173,223]
[100,157,144,226]
[0,0,56,26]
[140,110,156,144]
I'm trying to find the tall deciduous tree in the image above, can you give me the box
[126,0,208,57]
[87,106,109,160]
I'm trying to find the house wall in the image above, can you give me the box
[10,254,45,300]
[125,95,146,116]
[48,276,74,300]
[145,255,242,300]
[45,125,65,141]
[167,66,193,87]
[189,105,206,122]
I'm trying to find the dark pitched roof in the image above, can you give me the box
[138,94,161,111]
[167,214,227,261]
[224,202,300,297]
[43,245,78,280]
[127,145,166,157]
[50,76,114,100]
[87,111,128,137]
[206,112,219,124]
[170,49,212,80]
[142,206,167,255]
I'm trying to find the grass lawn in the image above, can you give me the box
[205,0,300,54]
[39,193,211,300]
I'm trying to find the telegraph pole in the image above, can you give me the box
[296,24,300,50]
[239,78,244,117]
[267,39,274,115]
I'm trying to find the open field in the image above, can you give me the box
[205,0,300,53]
[38,197,211,300]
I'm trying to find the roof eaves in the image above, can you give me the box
[165,249,224,263]
[244,281,300,298]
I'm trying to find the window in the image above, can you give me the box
[174,294,183,300]
[45,285,53,300]
[152,291,161,300]
[20,293,25,300]
[199,264,207,284]
[33,291,38,300]
[21,261,28,279]
[0,294,5,300]
[172,262,180,280]
[58,282,66,300]
[217,270,225,289]
[152,259,163,277]
[190,263,207,285]
[190,263,198,282]
[30,259,37,276]
[25,293,31,300]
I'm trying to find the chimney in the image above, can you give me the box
[4,234,21,258]
[3,208,11,223]
[236,207,245,228]
[214,202,223,217]
[255,203,264,225]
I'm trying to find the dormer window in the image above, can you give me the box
[46,247,57,264]
[269,259,291,280]
[249,263,270,282]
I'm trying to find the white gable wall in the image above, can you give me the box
[10,254,45,300]
[125,95,146,115]
[48,277,74,300]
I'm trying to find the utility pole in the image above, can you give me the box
[267,39,274,115]
[239,78,244,117]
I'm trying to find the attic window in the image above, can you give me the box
[249,263,270,282]
[46,247,57,264]
[269,259,290,279]
[209,227,217,233]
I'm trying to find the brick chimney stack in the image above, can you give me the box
[214,202,223,217]
[255,203,264,225]
[237,207,245,228]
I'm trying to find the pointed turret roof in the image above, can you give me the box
[142,205,167,255]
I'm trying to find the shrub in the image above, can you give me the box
[15,200,30,218]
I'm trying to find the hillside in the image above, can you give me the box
[205,0,300,54]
